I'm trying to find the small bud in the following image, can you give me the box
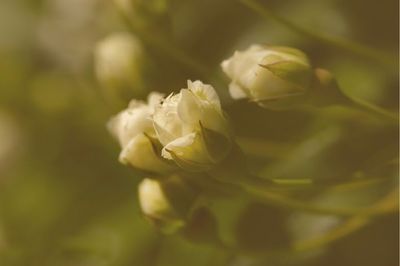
[221,44,313,110]
[138,176,197,234]
[108,93,173,174]
[153,80,232,171]
[94,32,146,103]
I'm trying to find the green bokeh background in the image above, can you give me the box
[0,0,398,265]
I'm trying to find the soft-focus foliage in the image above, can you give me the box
[0,0,398,266]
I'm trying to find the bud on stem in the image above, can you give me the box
[138,175,198,234]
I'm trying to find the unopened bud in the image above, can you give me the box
[138,176,197,233]
[221,44,313,110]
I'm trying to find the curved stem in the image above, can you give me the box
[238,0,396,69]
[346,95,399,122]
[292,188,398,251]
[240,183,397,216]
[311,68,398,123]
[219,188,398,259]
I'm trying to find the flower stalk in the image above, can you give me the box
[237,0,396,70]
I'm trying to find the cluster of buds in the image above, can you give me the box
[106,42,348,237]
[109,80,232,173]
[108,80,233,233]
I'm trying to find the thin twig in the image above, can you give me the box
[238,0,396,69]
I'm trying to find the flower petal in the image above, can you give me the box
[187,80,221,109]
[119,133,173,173]
[162,132,211,167]
[147,92,165,110]
[228,82,248,99]
[153,93,182,145]
[177,89,202,125]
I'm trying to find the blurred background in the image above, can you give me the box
[0,0,398,265]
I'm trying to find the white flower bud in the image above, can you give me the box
[138,176,196,233]
[153,80,231,171]
[108,92,173,173]
[221,44,313,109]
[94,32,146,100]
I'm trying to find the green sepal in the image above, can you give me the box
[166,148,213,172]
[259,60,312,91]
[199,121,232,163]
[143,132,176,167]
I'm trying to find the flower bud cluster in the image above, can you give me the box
[106,42,341,236]
[109,80,232,233]
[109,80,232,174]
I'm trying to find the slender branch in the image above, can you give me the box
[347,95,399,122]
[292,188,398,251]
[238,0,396,69]
[220,188,398,259]
[240,183,398,216]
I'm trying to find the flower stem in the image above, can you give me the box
[238,0,396,69]
[346,95,399,123]
[312,68,398,123]
[292,188,398,251]
[220,188,398,259]
[227,175,398,216]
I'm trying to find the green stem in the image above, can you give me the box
[347,95,399,122]
[248,173,394,193]
[312,68,398,123]
[240,183,397,216]
[238,0,396,69]
[223,189,398,259]
[292,188,398,251]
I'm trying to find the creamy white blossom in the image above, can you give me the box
[108,92,172,173]
[221,44,312,109]
[94,32,145,97]
[153,80,231,171]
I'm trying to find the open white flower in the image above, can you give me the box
[153,80,231,171]
[108,92,173,173]
[221,44,312,109]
